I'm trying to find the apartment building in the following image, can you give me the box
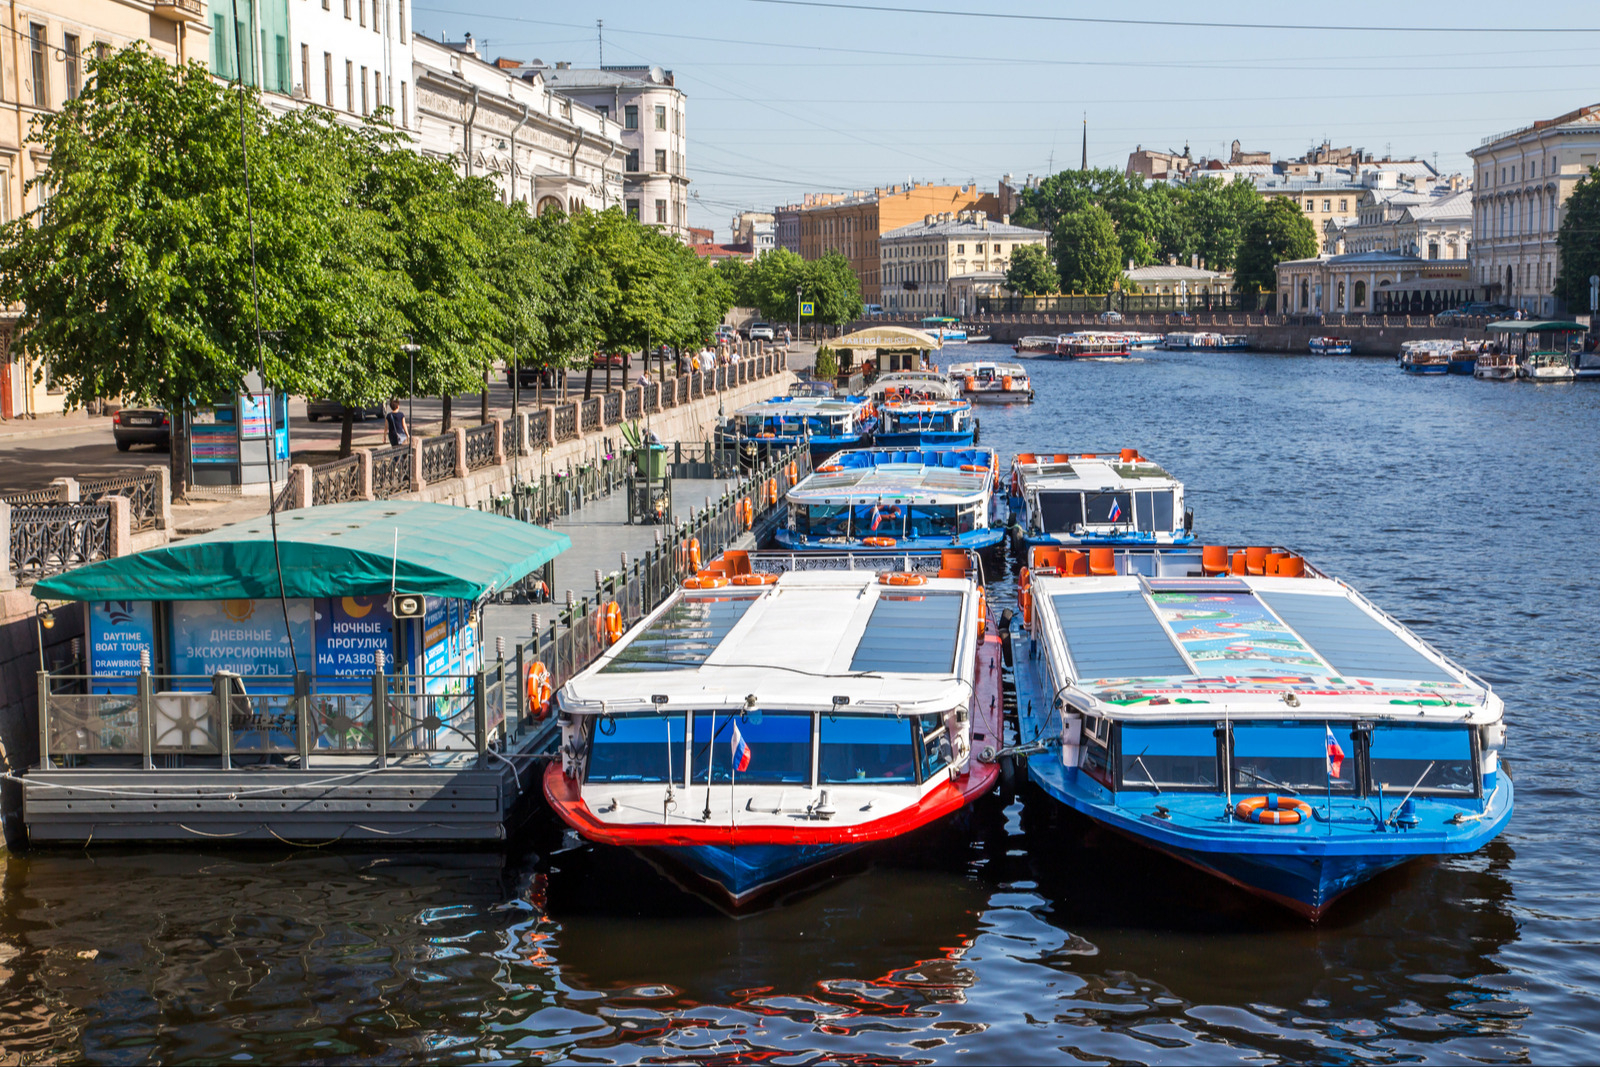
[1328,188,1472,260]
[879,210,1046,317]
[1469,103,1600,316]
[799,182,1002,306]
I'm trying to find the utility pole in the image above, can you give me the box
[597,19,603,66]
[796,285,802,344]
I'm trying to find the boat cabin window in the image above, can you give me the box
[1132,490,1175,532]
[691,712,812,785]
[1081,714,1112,786]
[819,713,917,784]
[1118,722,1218,791]
[1231,722,1355,794]
[1085,491,1133,526]
[586,713,686,783]
[906,503,957,539]
[1369,723,1476,796]
[802,504,850,538]
[918,713,950,779]
[1036,491,1083,533]
[854,502,904,538]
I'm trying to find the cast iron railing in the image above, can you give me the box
[9,503,111,579]
[421,434,456,483]
[311,455,361,506]
[464,424,496,471]
[371,445,412,497]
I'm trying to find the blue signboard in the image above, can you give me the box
[170,598,314,688]
[313,595,394,677]
[88,600,156,694]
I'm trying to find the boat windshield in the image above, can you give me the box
[1370,723,1475,796]
[819,713,917,784]
[907,503,958,538]
[586,713,686,783]
[802,504,851,537]
[853,502,905,537]
[1231,722,1356,794]
[1037,490,1174,532]
[1085,492,1133,525]
[692,712,811,785]
[1119,722,1218,791]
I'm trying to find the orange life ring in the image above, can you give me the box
[1235,795,1315,825]
[524,660,553,719]
[766,477,779,505]
[878,572,926,586]
[960,464,985,472]
[786,461,798,486]
[732,573,778,585]
[1018,566,1031,589]
[977,588,988,634]
[596,601,624,644]
[819,463,843,473]
[689,538,702,571]
[1020,586,1033,629]
[862,536,897,548]
[684,575,730,589]
[739,497,754,529]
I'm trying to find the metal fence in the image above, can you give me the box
[311,455,362,506]
[464,424,496,471]
[977,291,1275,315]
[9,504,113,580]
[372,445,412,497]
[78,471,164,532]
[421,434,456,484]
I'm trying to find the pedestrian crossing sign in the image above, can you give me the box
[800,302,815,317]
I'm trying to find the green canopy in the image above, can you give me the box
[1486,320,1588,333]
[32,501,569,603]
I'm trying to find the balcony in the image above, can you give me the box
[152,0,205,21]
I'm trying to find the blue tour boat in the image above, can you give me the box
[1008,449,1194,552]
[874,397,976,448]
[719,395,879,461]
[1308,337,1353,355]
[1010,543,1513,920]
[775,447,1004,553]
[544,551,1002,909]
[1398,340,1454,375]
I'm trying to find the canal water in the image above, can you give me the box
[2,346,1595,1064]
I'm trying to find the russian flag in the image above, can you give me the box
[1108,497,1123,522]
[1326,724,1346,779]
[731,722,752,773]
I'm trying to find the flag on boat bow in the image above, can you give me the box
[1326,724,1346,779]
[732,723,753,773]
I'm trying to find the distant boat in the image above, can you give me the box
[1013,335,1062,356]
[1056,333,1131,359]
[1308,336,1353,355]
[921,316,967,343]
[947,360,1035,403]
[1398,340,1451,375]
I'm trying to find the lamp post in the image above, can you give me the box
[401,340,421,432]
[795,285,802,344]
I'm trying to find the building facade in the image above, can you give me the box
[274,0,414,130]
[1469,104,1600,317]
[879,211,1047,317]
[1328,188,1472,260]
[1123,262,1233,301]
[0,0,210,419]
[532,63,688,237]
[1275,250,1479,316]
[800,183,1003,306]
[413,36,623,213]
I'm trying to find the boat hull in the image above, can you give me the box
[1447,358,1477,375]
[647,842,859,907]
[1400,361,1449,375]
[964,390,1034,403]
[1475,366,1518,381]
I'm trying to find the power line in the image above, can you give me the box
[743,0,1600,34]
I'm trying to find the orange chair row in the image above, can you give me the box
[1026,545,1119,578]
[1199,545,1306,578]
[1014,448,1144,466]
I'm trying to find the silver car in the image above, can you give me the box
[748,322,775,341]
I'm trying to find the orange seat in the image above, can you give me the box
[723,550,752,576]
[1031,545,1064,572]
[1231,551,1248,576]
[939,549,969,579]
[1277,555,1306,578]
[1053,453,1072,463]
[1088,547,1117,576]
[1264,551,1286,576]
[1200,545,1230,576]
[1063,550,1088,576]
[1245,546,1269,576]
[1015,452,1037,465]
[1119,448,1139,462]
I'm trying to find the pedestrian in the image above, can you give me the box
[385,398,408,446]
[783,325,792,347]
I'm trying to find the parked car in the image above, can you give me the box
[112,407,171,451]
[714,324,737,344]
[506,364,554,390]
[1097,310,1124,324]
[862,304,884,318]
[307,398,384,422]
[748,322,775,341]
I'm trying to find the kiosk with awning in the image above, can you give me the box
[830,326,943,374]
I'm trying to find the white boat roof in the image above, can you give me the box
[734,395,869,416]
[1030,572,1498,722]
[1014,451,1182,492]
[793,448,995,503]
[882,398,970,413]
[947,362,1028,374]
[865,371,960,399]
[560,571,980,716]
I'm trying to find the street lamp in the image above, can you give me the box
[401,340,421,431]
[795,285,802,344]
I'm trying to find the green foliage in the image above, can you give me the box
[803,252,864,327]
[723,248,861,327]
[1005,244,1059,295]
[1555,167,1600,311]
[1234,197,1320,293]
[813,344,839,380]
[1053,206,1124,293]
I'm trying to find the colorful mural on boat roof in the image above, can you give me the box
[1152,591,1332,675]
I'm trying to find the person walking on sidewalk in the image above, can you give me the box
[386,399,408,446]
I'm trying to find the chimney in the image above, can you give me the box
[1128,258,1135,271]
[1002,214,1009,225]
[1191,253,1198,269]
[463,32,476,56]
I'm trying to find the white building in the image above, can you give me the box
[531,63,689,238]
[1469,103,1600,316]
[284,0,414,129]
[1329,188,1473,260]
[732,211,776,255]
[412,36,624,213]
[880,211,1047,317]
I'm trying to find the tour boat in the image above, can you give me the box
[543,552,1003,908]
[1398,341,1451,375]
[866,370,961,402]
[1473,351,1520,381]
[1522,351,1577,381]
[776,447,1004,553]
[946,361,1035,403]
[1127,332,1165,349]
[719,395,879,461]
[921,316,968,343]
[1009,542,1513,921]
[1008,449,1194,551]
[1057,333,1132,359]
[1167,332,1251,351]
[1486,320,1587,384]
[874,397,977,448]
[1162,332,1198,350]
[1308,337,1353,356]
[1013,335,1063,356]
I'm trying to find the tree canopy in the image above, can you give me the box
[1005,243,1059,296]
[1555,166,1600,312]
[1053,205,1124,293]
[721,248,863,329]
[1234,197,1320,294]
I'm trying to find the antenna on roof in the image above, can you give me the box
[597,19,603,67]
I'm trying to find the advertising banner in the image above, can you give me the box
[313,595,394,677]
[88,600,156,694]
[170,598,313,689]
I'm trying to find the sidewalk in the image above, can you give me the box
[0,409,111,442]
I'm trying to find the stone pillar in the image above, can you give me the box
[544,407,556,449]
[354,447,375,500]
[106,495,133,557]
[0,502,14,590]
[491,417,505,465]
[144,465,172,530]
[287,464,314,510]
[408,435,424,488]
[452,426,468,478]
[48,477,78,502]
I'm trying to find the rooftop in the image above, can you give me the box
[1015,452,1182,491]
[792,448,996,503]
[882,214,1046,240]
[1125,264,1228,283]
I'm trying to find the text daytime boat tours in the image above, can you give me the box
[778,447,1004,554]
[1008,450,1194,552]
[721,395,879,461]
[543,552,1002,908]
[1009,543,1513,920]
[946,361,1035,403]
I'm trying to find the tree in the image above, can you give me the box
[0,46,342,489]
[740,247,807,325]
[1235,197,1320,294]
[1555,166,1600,312]
[801,252,864,330]
[1005,244,1059,295]
[1187,177,1264,272]
[1053,205,1124,293]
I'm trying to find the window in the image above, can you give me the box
[1322,199,1331,212]
[587,714,685,783]
[400,80,407,126]
[1369,724,1476,796]
[1119,722,1218,791]
[29,23,47,107]
[323,0,329,8]
[1339,198,1348,211]
[300,43,309,99]
[373,70,382,111]
[655,199,666,223]
[1085,491,1132,525]
[1231,721,1355,794]
[63,33,82,101]
[955,243,964,254]
[626,198,640,220]
[360,65,369,114]
[596,104,608,119]
[820,714,916,784]
[1304,199,1313,212]
[674,108,681,133]
[324,52,333,106]
[1353,279,1366,308]
[624,105,638,129]
[654,104,666,130]
[692,712,811,785]
[373,0,382,33]
[359,0,366,26]
[655,148,666,172]
[1131,490,1174,533]
[344,0,351,19]
[399,0,406,40]
[625,148,639,172]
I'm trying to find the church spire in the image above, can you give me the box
[1081,114,1087,171]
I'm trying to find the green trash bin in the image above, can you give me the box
[633,444,667,480]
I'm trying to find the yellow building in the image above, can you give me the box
[798,182,1001,306]
[879,211,1047,318]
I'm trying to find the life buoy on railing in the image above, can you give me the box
[862,536,897,548]
[689,538,702,571]
[525,660,553,719]
[819,464,843,473]
[684,575,730,589]
[597,601,624,645]
[1020,586,1033,630]
[786,461,799,486]
[1235,794,1315,825]
[977,588,988,635]
[766,477,779,505]
[740,497,754,529]
[960,464,985,473]
[732,573,778,586]
[877,571,925,586]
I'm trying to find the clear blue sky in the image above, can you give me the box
[412,0,1600,239]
